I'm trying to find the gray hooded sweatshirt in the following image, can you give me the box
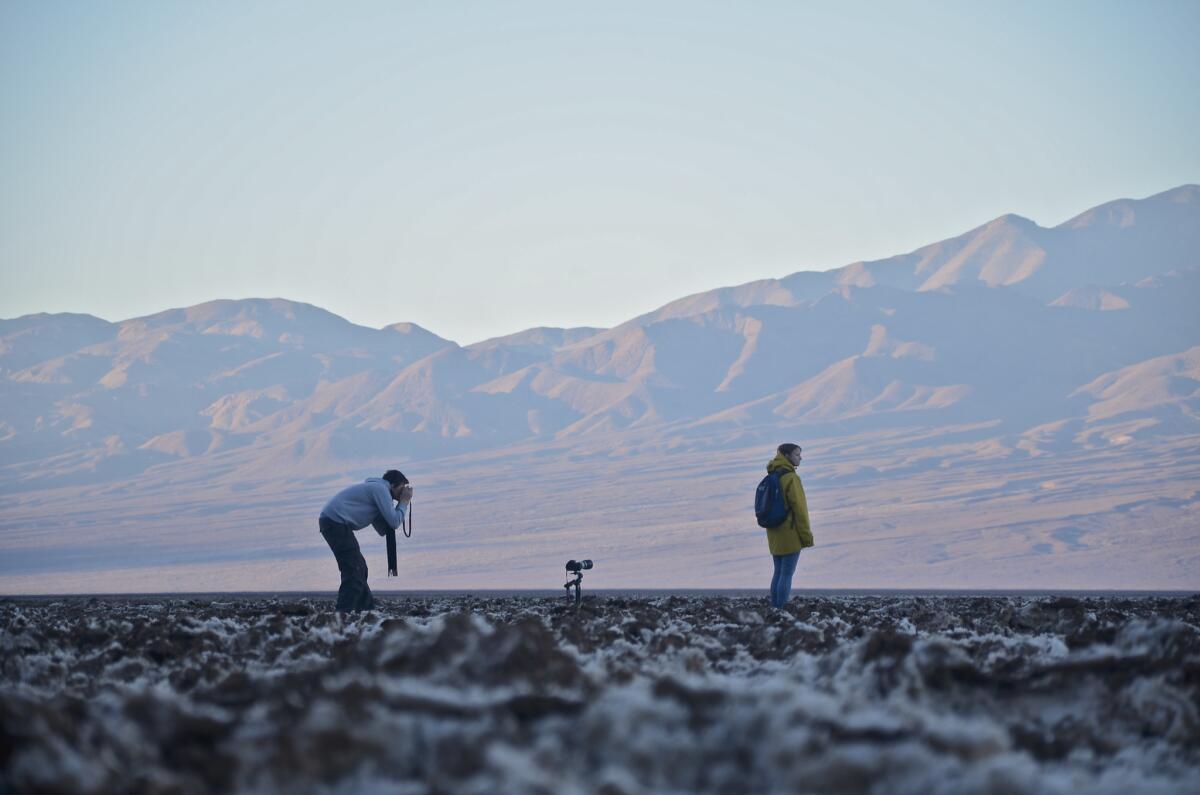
[320,478,407,536]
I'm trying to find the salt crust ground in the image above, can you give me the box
[2,594,1198,795]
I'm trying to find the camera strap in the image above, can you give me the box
[386,503,412,577]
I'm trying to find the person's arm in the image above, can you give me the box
[786,474,813,545]
[370,481,407,530]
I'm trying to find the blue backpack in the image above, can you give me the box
[755,470,790,528]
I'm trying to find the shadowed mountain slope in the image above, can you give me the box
[3,186,1200,591]
[0,185,1197,485]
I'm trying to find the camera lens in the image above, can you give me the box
[579,559,593,570]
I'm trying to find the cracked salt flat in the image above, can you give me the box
[1,593,1198,794]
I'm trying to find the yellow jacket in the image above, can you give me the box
[764,453,814,555]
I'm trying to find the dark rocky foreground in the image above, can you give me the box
[1,593,1198,794]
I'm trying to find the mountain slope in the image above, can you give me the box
[1,186,1197,484]
[3,186,1199,591]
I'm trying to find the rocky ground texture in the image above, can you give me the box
[2,593,1198,794]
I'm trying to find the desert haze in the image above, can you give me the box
[1,185,1198,592]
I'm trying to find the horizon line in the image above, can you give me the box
[3,587,1196,599]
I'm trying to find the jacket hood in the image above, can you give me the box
[365,477,388,486]
[767,453,796,474]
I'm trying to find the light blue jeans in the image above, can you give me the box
[770,551,801,608]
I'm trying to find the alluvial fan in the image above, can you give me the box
[1,594,1198,794]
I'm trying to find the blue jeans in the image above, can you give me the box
[770,551,801,608]
[320,516,376,612]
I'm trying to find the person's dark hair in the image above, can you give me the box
[777,443,801,456]
[382,469,408,487]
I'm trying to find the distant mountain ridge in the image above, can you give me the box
[3,184,1199,592]
[630,184,1199,326]
[1,185,1197,488]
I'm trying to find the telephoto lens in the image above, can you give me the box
[565,559,594,572]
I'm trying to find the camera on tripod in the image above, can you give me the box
[564,559,593,606]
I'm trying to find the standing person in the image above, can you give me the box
[318,470,412,612]
[763,443,813,608]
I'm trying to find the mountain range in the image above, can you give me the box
[2,185,1198,592]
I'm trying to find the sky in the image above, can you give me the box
[2,1,1198,345]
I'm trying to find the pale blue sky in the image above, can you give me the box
[2,0,1198,344]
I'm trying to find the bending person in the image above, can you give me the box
[318,469,412,612]
[763,443,813,608]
